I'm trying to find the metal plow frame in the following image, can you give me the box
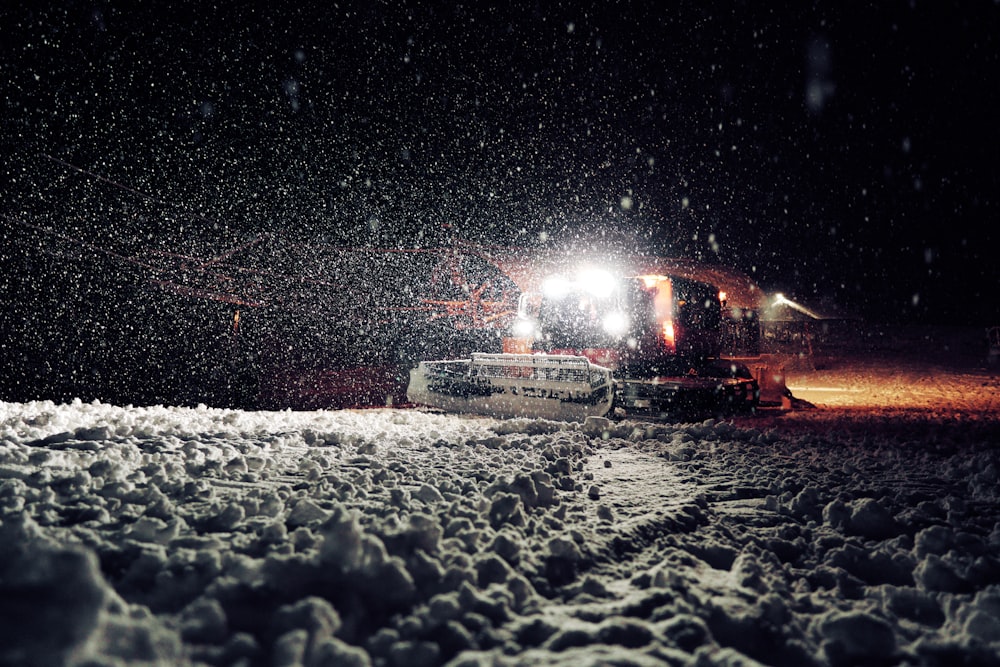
[407,353,614,421]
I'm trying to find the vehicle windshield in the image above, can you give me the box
[537,289,620,349]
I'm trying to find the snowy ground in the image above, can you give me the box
[2,326,999,667]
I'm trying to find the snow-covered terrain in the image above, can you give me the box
[2,326,998,667]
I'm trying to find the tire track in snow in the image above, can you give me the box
[582,445,707,570]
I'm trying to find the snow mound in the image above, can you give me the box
[2,343,999,666]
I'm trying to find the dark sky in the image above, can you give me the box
[2,1,998,325]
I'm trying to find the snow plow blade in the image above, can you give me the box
[407,353,614,421]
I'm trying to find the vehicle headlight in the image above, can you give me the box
[579,268,616,298]
[542,275,572,298]
[602,312,629,337]
[512,318,536,337]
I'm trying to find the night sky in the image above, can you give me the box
[3,1,998,326]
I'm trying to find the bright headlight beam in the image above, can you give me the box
[512,318,536,337]
[602,312,628,337]
[542,276,572,298]
[578,268,616,298]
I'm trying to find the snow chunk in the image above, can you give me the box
[180,597,228,644]
[0,545,109,665]
[548,536,583,561]
[415,483,445,504]
[311,637,372,666]
[817,610,897,665]
[914,554,970,593]
[581,416,612,438]
[492,418,568,436]
[847,498,898,540]
[318,507,365,571]
[914,525,955,558]
[272,597,342,664]
[287,498,331,527]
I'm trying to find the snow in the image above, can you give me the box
[1,327,999,666]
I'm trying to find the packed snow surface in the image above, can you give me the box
[2,328,999,666]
